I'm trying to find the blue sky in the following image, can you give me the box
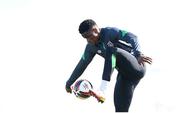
[0,0,180,113]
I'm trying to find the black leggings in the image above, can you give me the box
[114,48,146,112]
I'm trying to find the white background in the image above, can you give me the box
[0,0,180,113]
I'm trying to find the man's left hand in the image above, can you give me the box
[137,54,152,66]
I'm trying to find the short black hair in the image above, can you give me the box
[78,19,96,34]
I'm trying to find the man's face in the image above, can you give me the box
[81,26,100,44]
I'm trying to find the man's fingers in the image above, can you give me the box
[142,56,152,64]
[65,86,72,93]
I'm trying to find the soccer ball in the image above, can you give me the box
[72,79,93,99]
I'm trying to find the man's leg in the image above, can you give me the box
[114,73,140,112]
[116,48,146,80]
[113,47,146,112]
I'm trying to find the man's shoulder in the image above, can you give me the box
[103,27,120,31]
[101,27,121,40]
[101,27,121,35]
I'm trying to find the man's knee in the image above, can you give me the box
[132,66,146,80]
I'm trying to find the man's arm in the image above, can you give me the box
[66,44,96,91]
[98,42,116,96]
[118,31,142,57]
[118,31,152,65]
[102,42,116,82]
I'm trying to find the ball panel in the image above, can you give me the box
[73,79,93,99]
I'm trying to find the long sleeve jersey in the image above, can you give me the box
[66,27,141,87]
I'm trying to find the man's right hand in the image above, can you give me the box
[65,85,72,93]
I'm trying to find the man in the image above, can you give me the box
[65,19,152,112]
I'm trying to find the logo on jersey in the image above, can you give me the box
[107,41,114,47]
[97,50,102,54]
